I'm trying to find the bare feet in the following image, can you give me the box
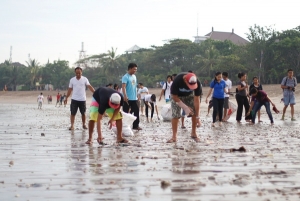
[191,136,200,142]
[166,138,177,143]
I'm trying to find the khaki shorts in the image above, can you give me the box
[171,94,195,118]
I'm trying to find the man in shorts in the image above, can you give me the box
[65,67,95,130]
[137,83,149,116]
[85,87,128,145]
[281,69,297,121]
[222,72,232,121]
[167,72,202,143]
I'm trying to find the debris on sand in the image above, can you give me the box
[9,161,14,165]
[161,180,171,189]
[41,133,45,136]
[230,146,246,152]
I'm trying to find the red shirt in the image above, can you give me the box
[57,94,60,100]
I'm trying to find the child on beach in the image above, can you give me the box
[37,93,44,109]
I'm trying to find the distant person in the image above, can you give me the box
[167,72,202,143]
[159,75,173,103]
[49,95,52,104]
[249,76,263,122]
[59,93,64,106]
[47,95,50,104]
[106,83,113,88]
[85,87,128,145]
[281,69,297,121]
[236,72,251,123]
[144,94,160,122]
[205,72,227,127]
[122,63,142,130]
[64,66,95,130]
[113,83,120,92]
[247,88,276,125]
[222,72,232,121]
[55,93,60,107]
[63,93,67,107]
[137,83,149,116]
[37,92,44,109]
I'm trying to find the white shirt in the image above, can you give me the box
[162,81,172,100]
[144,94,156,105]
[37,95,44,102]
[69,76,90,101]
[138,87,149,99]
[223,79,232,98]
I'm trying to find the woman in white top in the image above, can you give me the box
[159,75,173,103]
[144,94,160,122]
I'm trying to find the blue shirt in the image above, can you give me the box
[210,80,226,99]
[122,73,137,100]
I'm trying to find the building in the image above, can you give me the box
[194,27,249,45]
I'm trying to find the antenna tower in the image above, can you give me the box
[9,46,12,64]
[78,42,87,68]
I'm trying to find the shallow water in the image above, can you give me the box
[1,103,300,201]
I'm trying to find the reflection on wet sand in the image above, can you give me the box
[0,103,300,200]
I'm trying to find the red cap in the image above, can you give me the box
[185,73,198,90]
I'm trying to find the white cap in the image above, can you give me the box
[110,93,121,104]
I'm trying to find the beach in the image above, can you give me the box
[1,85,300,201]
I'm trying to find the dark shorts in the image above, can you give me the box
[224,97,229,109]
[70,99,86,115]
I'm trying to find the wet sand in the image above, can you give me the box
[1,85,300,201]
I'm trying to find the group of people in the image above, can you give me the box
[204,69,297,128]
[55,63,296,145]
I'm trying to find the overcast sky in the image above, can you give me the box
[0,0,299,67]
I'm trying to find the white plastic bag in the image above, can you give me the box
[111,111,136,137]
[161,104,172,121]
[223,100,237,121]
[112,125,134,137]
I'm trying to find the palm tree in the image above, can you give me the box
[26,58,40,88]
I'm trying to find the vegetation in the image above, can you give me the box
[1,25,300,91]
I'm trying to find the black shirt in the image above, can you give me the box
[249,84,263,96]
[171,73,202,97]
[93,87,124,114]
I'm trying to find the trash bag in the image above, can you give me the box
[161,104,172,121]
[111,111,136,137]
[112,125,134,137]
[223,101,237,121]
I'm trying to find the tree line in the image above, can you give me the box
[1,24,299,91]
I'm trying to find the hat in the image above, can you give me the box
[109,93,121,109]
[185,73,198,90]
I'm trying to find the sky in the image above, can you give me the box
[0,0,299,67]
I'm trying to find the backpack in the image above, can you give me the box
[282,76,296,92]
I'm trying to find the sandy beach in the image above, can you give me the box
[1,85,300,201]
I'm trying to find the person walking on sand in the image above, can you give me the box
[281,69,297,121]
[85,87,128,145]
[37,92,44,109]
[222,72,232,121]
[167,72,202,143]
[122,63,142,131]
[64,66,95,130]
[247,88,276,125]
[236,72,252,123]
[205,72,227,127]
[159,75,173,103]
[249,76,263,122]
[55,93,60,107]
[137,83,149,116]
[144,94,160,122]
